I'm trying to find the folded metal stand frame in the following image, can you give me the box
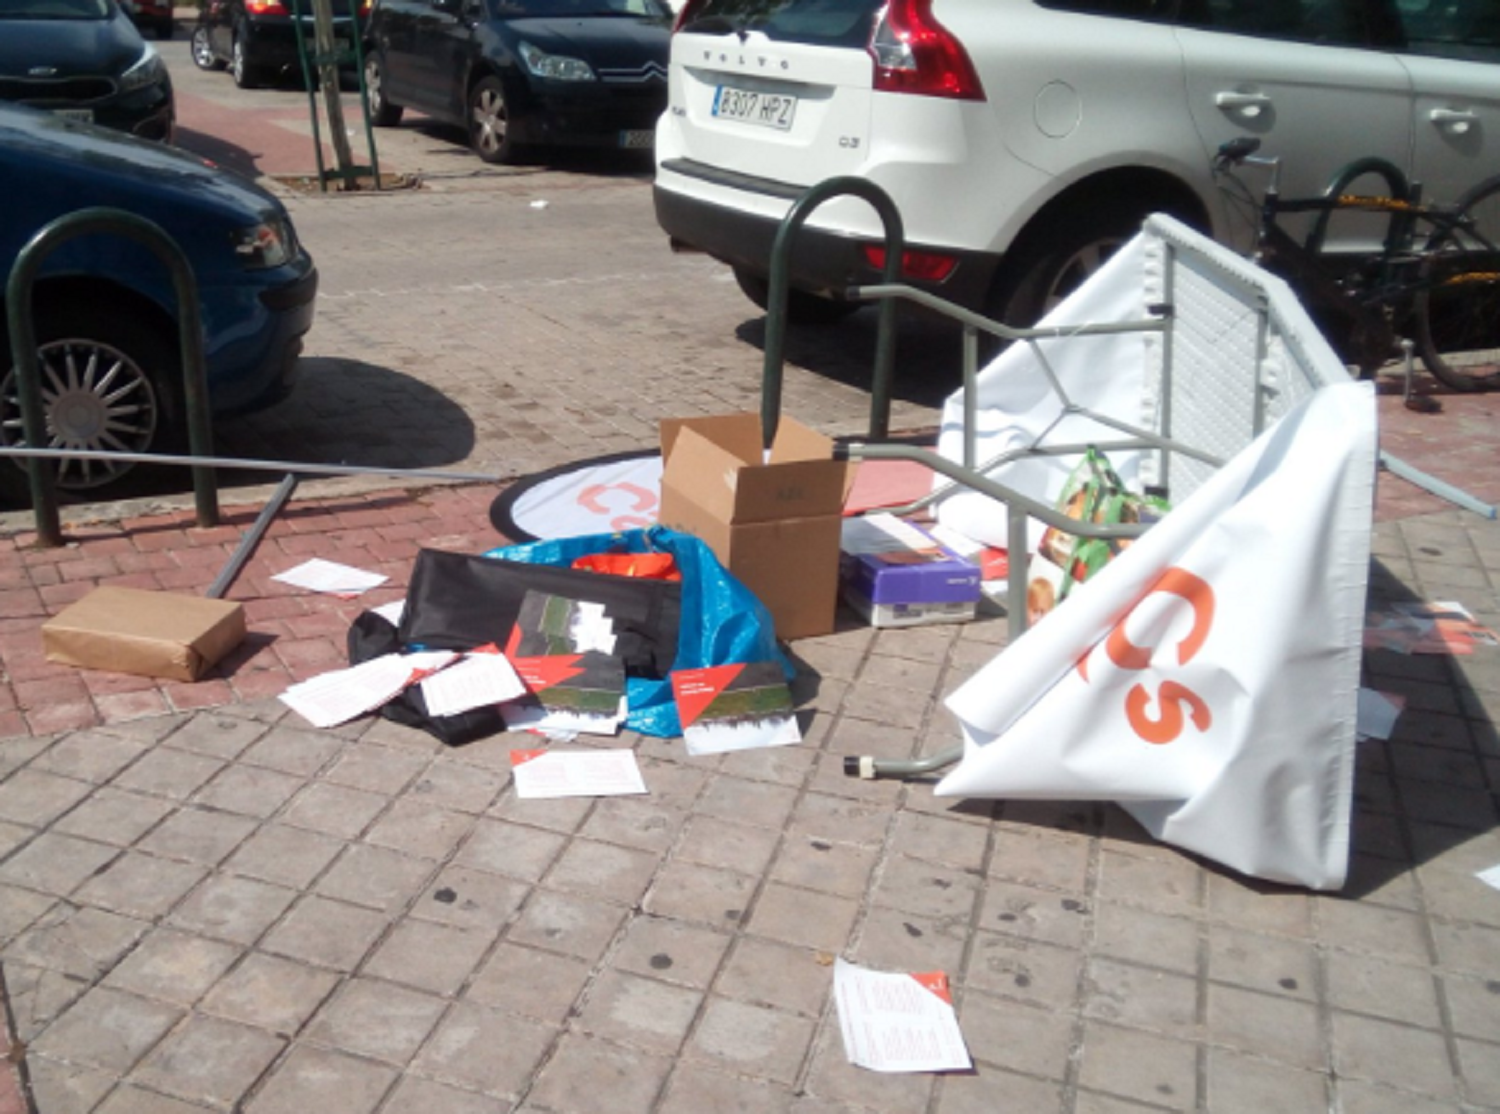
[759,181,1493,782]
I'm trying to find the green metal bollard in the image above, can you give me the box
[5,207,220,545]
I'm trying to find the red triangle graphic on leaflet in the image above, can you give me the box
[671,663,745,727]
[510,749,547,766]
[511,654,585,692]
[910,971,954,1005]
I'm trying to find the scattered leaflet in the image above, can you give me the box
[418,645,526,718]
[1476,864,1500,893]
[671,661,800,756]
[925,521,1010,582]
[273,558,388,597]
[502,590,627,736]
[833,959,971,1074]
[371,598,406,627]
[1355,688,1405,741]
[510,749,646,799]
[1365,600,1498,655]
[280,650,457,728]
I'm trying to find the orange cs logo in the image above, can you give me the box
[577,482,658,532]
[1081,567,1215,745]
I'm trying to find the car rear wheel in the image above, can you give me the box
[365,54,404,127]
[468,76,517,164]
[232,34,265,89]
[989,203,1144,330]
[732,266,863,325]
[191,25,225,71]
[0,306,183,503]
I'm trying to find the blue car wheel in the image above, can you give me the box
[0,305,181,500]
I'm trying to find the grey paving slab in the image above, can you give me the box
[1,103,1499,1113]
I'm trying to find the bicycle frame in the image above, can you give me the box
[1215,141,1449,375]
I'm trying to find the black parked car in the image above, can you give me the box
[363,0,670,164]
[120,0,175,39]
[0,0,174,141]
[190,0,366,88]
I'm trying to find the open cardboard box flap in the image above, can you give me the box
[659,414,850,525]
[658,413,851,640]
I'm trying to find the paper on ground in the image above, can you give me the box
[273,558,388,597]
[834,959,971,1073]
[509,749,646,798]
[502,697,627,738]
[1476,864,1500,893]
[418,650,526,717]
[280,650,456,728]
[1355,688,1405,741]
[371,598,406,626]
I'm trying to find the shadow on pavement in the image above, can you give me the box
[0,358,480,513]
[735,309,966,419]
[173,123,266,182]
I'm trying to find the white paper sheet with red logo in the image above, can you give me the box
[937,382,1377,890]
[833,959,971,1073]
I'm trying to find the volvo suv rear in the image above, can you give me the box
[654,0,1500,327]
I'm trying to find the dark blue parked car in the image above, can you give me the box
[0,0,175,142]
[0,102,318,500]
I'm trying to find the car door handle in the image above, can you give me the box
[1215,91,1272,118]
[1429,107,1478,135]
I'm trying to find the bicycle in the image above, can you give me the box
[1212,136,1500,393]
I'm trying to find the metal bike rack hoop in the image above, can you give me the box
[5,207,219,546]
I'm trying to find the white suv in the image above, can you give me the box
[653,0,1500,326]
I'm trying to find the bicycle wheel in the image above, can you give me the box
[1415,174,1500,392]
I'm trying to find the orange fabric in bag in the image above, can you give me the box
[571,552,682,582]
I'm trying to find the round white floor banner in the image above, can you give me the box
[489,450,663,541]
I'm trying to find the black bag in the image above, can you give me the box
[347,610,507,746]
[347,548,683,746]
[397,548,682,678]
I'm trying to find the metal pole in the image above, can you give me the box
[761,177,904,452]
[0,445,502,484]
[207,473,299,599]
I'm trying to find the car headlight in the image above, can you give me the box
[518,40,596,82]
[231,218,297,269]
[119,44,168,92]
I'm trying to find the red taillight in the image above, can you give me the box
[869,0,983,100]
[246,0,288,14]
[672,0,707,34]
[863,244,958,282]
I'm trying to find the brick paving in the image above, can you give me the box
[1,47,1498,1111]
[0,381,1498,1113]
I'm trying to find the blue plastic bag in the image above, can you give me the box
[486,526,791,737]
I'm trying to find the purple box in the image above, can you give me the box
[839,515,982,607]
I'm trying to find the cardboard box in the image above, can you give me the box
[840,514,983,611]
[659,414,850,641]
[42,586,246,682]
[842,587,979,629]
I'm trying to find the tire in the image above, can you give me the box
[988,201,1145,329]
[468,76,517,164]
[190,25,225,71]
[365,53,404,127]
[1415,174,1500,393]
[732,265,863,325]
[0,306,182,503]
[231,33,265,89]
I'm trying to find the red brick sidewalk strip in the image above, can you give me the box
[0,483,508,742]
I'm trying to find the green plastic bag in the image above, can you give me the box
[1038,448,1170,601]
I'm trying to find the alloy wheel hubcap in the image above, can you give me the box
[0,340,159,490]
[473,91,506,154]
